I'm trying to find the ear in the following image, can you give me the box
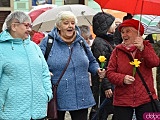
[56,23,62,31]
[57,26,60,31]
[11,23,17,32]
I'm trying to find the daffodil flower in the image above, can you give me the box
[129,59,141,76]
[98,56,106,69]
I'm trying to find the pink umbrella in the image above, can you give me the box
[29,7,52,22]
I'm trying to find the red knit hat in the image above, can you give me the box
[118,19,144,36]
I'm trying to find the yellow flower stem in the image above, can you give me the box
[133,67,136,77]
[101,62,105,69]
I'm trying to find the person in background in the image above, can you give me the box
[79,25,93,47]
[115,18,122,28]
[0,11,52,120]
[151,34,160,100]
[107,19,159,120]
[153,40,160,100]
[79,25,93,89]
[39,11,106,120]
[144,34,160,44]
[32,31,45,45]
[90,12,116,120]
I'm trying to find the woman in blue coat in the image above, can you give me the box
[39,11,105,120]
[0,11,52,120]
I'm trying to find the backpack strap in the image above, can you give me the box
[79,40,88,55]
[44,35,54,61]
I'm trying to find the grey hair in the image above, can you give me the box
[5,11,31,31]
[79,25,91,37]
[55,11,78,27]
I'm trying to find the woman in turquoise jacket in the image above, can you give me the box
[0,11,52,120]
[39,11,106,120]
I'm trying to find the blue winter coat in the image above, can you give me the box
[0,30,53,120]
[40,27,99,111]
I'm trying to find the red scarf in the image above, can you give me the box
[122,44,137,58]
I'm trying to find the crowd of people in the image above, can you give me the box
[0,9,160,120]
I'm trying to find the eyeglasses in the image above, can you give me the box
[14,22,32,29]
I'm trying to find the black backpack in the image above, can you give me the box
[44,35,54,60]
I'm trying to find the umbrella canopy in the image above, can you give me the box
[94,0,160,16]
[29,7,53,22]
[133,15,160,34]
[32,4,97,32]
[30,4,57,11]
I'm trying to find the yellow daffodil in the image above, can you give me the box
[98,56,106,63]
[129,59,141,67]
[129,59,141,76]
[98,56,107,69]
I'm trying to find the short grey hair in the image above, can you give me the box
[5,11,31,31]
[55,11,78,27]
[79,25,91,37]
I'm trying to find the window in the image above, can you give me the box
[64,0,84,5]
[0,11,11,32]
[0,0,10,7]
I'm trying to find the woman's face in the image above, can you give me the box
[108,21,116,34]
[121,27,138,46]
[58,18,76,39]
[12,20,32,40]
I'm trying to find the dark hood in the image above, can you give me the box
[92,12,115,36]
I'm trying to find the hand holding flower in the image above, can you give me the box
[98,56,106,80]
[124,75,135,84]
[97,68,106,79]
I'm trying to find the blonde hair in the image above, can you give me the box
[108,21,116,33]
[55,11,78,27]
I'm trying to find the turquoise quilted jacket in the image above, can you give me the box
[0,30,53,120]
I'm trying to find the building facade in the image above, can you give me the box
[0,0,101,32]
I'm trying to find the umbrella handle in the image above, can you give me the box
[81,11,92,26]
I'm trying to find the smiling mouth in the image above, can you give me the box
[123,37,129,40]
[67,30,73,32]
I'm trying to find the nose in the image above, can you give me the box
[69,23,72,27]
[28,27,32,31]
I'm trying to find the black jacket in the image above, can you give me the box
[91,35,115,91]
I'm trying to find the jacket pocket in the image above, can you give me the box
[0,99,5,112]
[2,87,17,113]
[1,88,9,112]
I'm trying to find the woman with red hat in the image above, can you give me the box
[106,19,160,120]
